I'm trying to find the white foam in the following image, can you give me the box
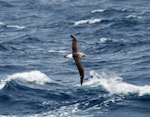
[91,9,105,13]
[0,21,25,29]
[34,103,80,117]
[0,22,5,26]
[0,80,7,90]
[126,15,142,19]
[84,70,150,96]
[74,18,101,26]
[0,116,17,117]
[6,25,25,29]
[99,37,111,43]
[0,70,52,89]
[48,50,69,53]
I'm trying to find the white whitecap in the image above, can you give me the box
[0,22,5,26]
[0,70,52,89]
[99,37,111,43]
[74,18,101,26]
[0,80,7,90]
[126,15,142,19]
[48,50,69,53]
[91,9,105,13]
[6,25,26,29]
[33,103,80,117]
[84,70,150,96]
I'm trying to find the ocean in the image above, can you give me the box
[0,0,150,116]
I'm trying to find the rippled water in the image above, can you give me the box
[0,0,150,116]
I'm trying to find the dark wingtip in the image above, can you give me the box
[70,35,77,42]
[70,35,74,38]
[80,77,83,86]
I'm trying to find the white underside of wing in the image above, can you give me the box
[64,52,87,58]
[64,54,73,58]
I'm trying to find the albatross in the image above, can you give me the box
[70,35,84,85]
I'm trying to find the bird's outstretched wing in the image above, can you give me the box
[71,35,78,53]
[75,58,84,85]
[71,35,84,85]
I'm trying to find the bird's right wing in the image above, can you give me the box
[75,59,84,85]
[70,35,78,53]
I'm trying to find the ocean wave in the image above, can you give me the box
[48,50,69,53]
[0,21,5,26]
[0,44,7,51]
[74,18,102,26]
[0,70,53,90]
[6,25,25,29]
[91,9,105,13]
[22,36,42,43]
[0,0,13,7]
[126,15,142,19]
[99,37,111,43]
[84,70,150,96]
[98,37,128,44]
[31,103,80,117]
[0,21,25,29]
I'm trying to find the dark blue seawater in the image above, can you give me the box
[0,0,150,116]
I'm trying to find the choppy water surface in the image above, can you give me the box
[0,0,150,116]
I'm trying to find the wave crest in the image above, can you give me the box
[0,21,5,26]
[74,18,101,25]
[48,50,69,53]
[6,25,25,29]
[0,21,25,29]
[0,70,53,90]
[91,9,105,13]
[84,70,150,96]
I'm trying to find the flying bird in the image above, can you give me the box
[70,35,84,85]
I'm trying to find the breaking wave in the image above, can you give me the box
[0,70,53,90]
[99,37,111,43]
[0,21,25,29]
[91,9,105,13]
[48,50,69,53]
[84,71,150,96]
[6,25,25,29]
[126,15,142,19]
[0,21,5,26]
[74,18,102,25]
